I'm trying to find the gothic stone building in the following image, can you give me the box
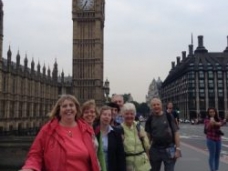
[161,35,228,120]
[0,0,106,134]
[146,77,162,106]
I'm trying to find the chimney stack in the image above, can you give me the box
[171,61,175,69]
[188,44,193,56]
[224,35,228,53]
[182,51,186,60]
[176,56,180,65]
[195,35,208,53]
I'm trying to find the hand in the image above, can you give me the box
[167,109,172,113]
[18,169,34,171]
[175,149,182,159]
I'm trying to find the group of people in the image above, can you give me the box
[18,94,225,171]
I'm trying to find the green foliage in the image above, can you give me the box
[137,102,150,117]
[122,93,131,103]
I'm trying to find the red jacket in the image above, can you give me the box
[22,119,100,171]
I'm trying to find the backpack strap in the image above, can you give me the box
[136,122,146,152]
[114,123,146,152]
[166,113,175,144]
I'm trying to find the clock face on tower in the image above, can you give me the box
[77,0,94,10]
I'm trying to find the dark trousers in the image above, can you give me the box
[149,147,176,171]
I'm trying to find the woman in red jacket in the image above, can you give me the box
[19,94,100,171]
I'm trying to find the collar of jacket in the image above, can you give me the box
[44,118,94,135]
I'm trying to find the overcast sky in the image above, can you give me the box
[2,0,228,102]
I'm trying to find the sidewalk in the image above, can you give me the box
[174,142,228,171]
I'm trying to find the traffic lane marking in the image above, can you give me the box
[181,141,228,164]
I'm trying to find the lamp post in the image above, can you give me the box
[103,79,110,103]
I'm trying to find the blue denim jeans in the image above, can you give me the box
[149,147,176,171]
[206,138,221,171]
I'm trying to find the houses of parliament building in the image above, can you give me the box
[0,0,106,134]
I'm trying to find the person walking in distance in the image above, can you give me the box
[166,102,179,127]
[145,98,181,171]
[204,107,225,171]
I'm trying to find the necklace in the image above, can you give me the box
[67,130,73,137]
[59,121,77,138]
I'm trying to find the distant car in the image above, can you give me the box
[184,119,190,123]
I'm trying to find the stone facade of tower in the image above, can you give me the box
[0,1,3,94]
[72,0,105,105]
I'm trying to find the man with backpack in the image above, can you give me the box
[145,98,181,171]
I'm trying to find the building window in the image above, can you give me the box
[199,89,205,97]
[12,78,16,94]
[3,77,6,92]
[199,80,205,88]
[19,102,22,118]
[217,71,223,79]
[216,63,222,70]
[199,71,204,78]
[218,89,223,97]
[188,89,195,97]
[189,99,196,110]
[218,98,224,110]
[10,102,14,118]
[188,80,195,88]
[209,99,215,108]
[189,63,194,69]
[198,63,203,70]
[208,71,214,79]
[0,101,3,118]
[207,63,213,70]
[208,80,214,88]
[188,71,195,79]
[208,89,215,97]
[217,80,223,88]
[199,98,205,110]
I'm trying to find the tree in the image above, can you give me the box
[137,102,150,117]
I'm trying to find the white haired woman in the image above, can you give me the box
[120,103,151,171]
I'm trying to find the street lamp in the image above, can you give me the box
[103,79,110,103]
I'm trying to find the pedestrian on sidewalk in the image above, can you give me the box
[145,98,181,171]
[166,102,180,127]
[204,107,224,171]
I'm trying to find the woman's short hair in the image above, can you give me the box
[122,102,136,115]
[99,105,112,115]
[49,94,81,120]
[107,102,120,112]
[94,105,112,126]
[81,99,99,118]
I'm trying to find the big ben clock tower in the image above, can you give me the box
[72,0,105,105]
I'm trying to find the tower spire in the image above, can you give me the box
[191,33,193,45]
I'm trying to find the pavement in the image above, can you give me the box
[174,141,228,171]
